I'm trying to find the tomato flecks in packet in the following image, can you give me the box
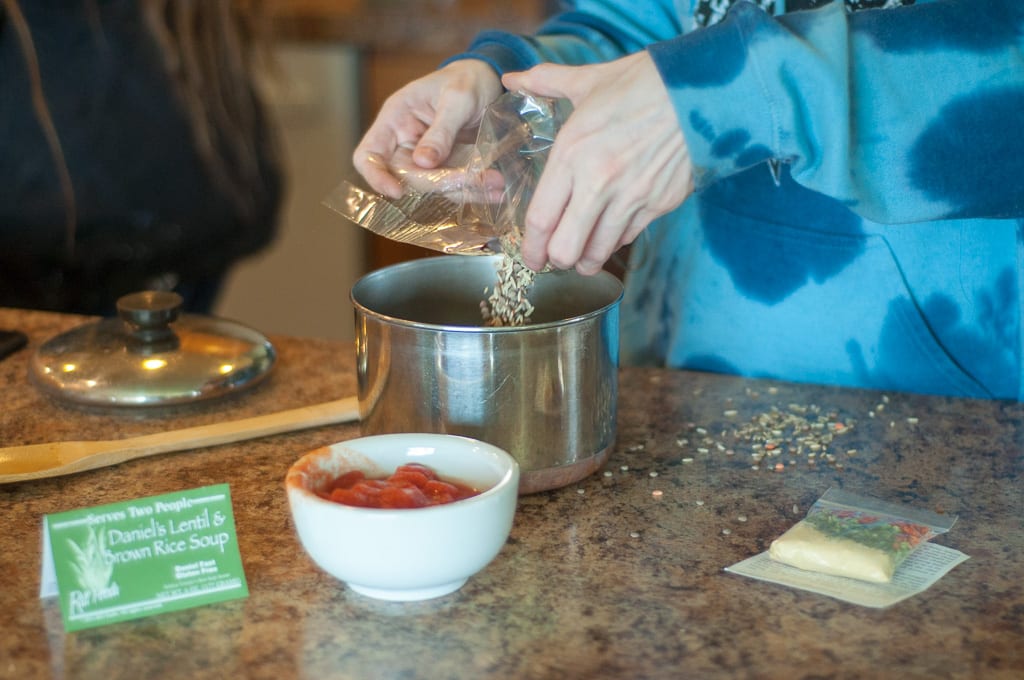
[318,463,480,509]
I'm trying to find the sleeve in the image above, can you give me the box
[442,0,683,74]
[648,0,1024,223]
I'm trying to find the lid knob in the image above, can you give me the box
[116,291,183,353]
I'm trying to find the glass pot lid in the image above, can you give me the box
[30,291,276,407]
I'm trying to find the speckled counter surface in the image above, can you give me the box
[1,307,1021,679]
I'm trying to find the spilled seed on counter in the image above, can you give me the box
[675,397,862,473]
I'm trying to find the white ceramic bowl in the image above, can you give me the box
[285,433,519,601]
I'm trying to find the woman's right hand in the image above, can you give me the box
[352,59,504,199]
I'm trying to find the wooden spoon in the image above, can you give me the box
[0,396,360,484]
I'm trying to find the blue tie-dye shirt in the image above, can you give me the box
[452,0,1024,400]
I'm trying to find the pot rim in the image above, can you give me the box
[350,255,623,333]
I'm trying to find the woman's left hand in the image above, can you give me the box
[503,52,694,274]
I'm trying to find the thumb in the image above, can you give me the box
[502,63,582,101]
[412,91,480,169]
[413,122,456,169]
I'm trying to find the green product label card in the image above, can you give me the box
[40,484,248,632]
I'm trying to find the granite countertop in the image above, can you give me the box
[1,307,1021,679]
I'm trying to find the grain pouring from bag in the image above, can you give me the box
[324,91,565,329]
[473,93,573,327]
[480,228,536,327]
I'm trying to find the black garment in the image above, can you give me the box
[0,1,281,315]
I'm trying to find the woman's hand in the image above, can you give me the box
[353,60,504,199]
[503,52,694,274]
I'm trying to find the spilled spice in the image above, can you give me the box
[675,393,859,474]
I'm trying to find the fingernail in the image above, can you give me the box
[413,147,439,167]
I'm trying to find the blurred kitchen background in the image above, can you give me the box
[214,0,554,343]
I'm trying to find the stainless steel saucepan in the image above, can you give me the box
[351,255,622,494]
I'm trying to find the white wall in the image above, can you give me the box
[215,43,365,342]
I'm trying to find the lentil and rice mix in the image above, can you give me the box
[480,228,536,327]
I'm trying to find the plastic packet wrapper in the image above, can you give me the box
[322,91,573,256]
[726,488,967,608]
[767,488,957,583]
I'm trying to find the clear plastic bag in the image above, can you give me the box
[322,91,572,256]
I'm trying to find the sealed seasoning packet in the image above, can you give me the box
[768,488,957,583]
